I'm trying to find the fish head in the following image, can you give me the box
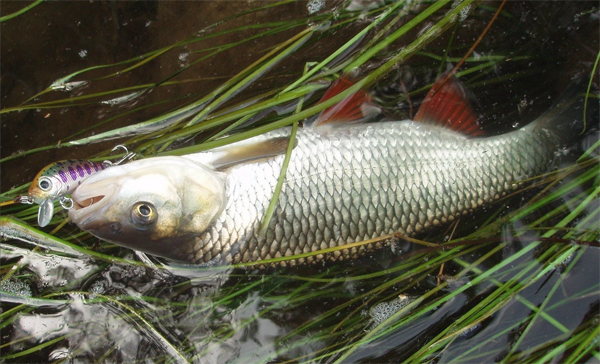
[68,157,226,261]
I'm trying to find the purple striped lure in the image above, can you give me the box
[18,146,135,227]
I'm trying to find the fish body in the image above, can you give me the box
[68,103,579,265]
[26,159,110,227]
[182,120,558,265]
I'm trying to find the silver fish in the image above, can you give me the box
[67,85,586,266]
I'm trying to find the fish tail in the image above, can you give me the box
[528,80,599,145]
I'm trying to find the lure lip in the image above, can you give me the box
[37,199,54,227]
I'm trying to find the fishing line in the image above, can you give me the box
[437,0,508,91]
[449,0,507,77]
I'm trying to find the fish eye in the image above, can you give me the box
[131,202,158,227]
[139,204,151,216]
[39,178,52,191]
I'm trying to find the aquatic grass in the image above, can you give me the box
[401,163,600,362]
[0,216,164,267]
[325,149,600,362]
[505,245,585,358]
[1,0,476,163]
[12,3,309,106]
[583,48,600,132]
[0,333,79,361]
[0,9,320,161]
[0,292,188,363]
[93,292,190,363]
[0,0,45,23]
[272,242,494,350]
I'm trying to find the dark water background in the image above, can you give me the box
[1,1,599,363]
[2,1,314,188]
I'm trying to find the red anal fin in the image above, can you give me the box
[314,76,379,128]
[414,75,483,136]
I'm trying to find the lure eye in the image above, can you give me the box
[38,177,52,191]
[131,202,158,228]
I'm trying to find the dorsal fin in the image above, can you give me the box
[196,137,295,170]
[414,75,483,136]
[313,76,380,128]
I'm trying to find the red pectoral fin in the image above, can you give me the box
[314,76,379,127]
[414,75,483,136]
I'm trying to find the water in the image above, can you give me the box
[1,1,599,363]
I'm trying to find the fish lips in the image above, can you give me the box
[68,178,117,229]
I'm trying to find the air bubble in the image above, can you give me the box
[0,278,32,297]
[178,52,190,67]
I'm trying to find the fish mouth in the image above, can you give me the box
[68,179,116,228]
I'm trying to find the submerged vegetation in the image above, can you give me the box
[1,0,599,362]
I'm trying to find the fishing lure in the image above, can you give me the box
[17,145,135,227]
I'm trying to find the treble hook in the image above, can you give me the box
[103,145,136,166]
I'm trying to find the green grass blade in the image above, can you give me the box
[0,0,45,22]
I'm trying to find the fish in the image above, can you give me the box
[67,76,590,266]
[20,146,135,227]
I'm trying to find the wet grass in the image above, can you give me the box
[1,0,599,363]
